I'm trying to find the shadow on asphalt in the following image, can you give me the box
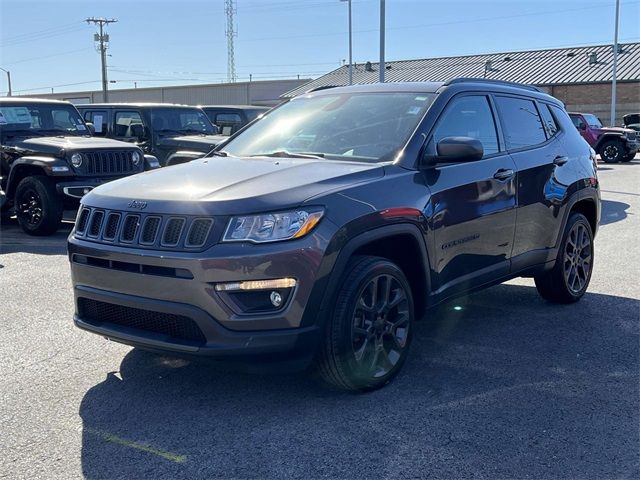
[0,219,73,255]
[78,284,639,479]
[599,199,630,226]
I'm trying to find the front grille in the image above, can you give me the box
[88,210,104,237]
[76,208,90,234]
[628,132,637,141]
[103,213,121,240]
[186,219,213,247]
[162,218,185,246]
[74,207,215,251]
[78,298,206,344]
[121,215,140,242]
[84,150,139,175]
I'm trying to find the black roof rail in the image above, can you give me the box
[444,77,542,93]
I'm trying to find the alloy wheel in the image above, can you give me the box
[351,274,411,379]
[602,144,619,162]
[17,188,43,226]
[563,223,592,294]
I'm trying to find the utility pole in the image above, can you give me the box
[379,0,385,83]
[86,17,117,102]
[0,67,11,96]
[225,0,237,83]
[610,0,620,126]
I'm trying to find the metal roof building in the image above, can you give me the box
[283,43,640,125]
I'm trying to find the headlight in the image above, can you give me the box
[70,153,83,168]
[132,151,141,166]
[223,209,324,243]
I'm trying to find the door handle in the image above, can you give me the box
[553,156,569,166]
[493,168,515,181]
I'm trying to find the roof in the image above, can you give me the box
[0,96,71,105]
[198,105,270,110]
[283,42,640,98]
[77,102,200,108]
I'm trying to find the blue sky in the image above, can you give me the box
[1,0,638,95]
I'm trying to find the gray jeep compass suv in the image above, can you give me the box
[68,79,600,391]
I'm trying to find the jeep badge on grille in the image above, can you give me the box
[128,200,147,210]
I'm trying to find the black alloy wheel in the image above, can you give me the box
[17,186,43,227]
[14,176,63,236]
[600,139,624,163]
[351,273,411,379]
[562,222,593,295]
[316,256,415,392]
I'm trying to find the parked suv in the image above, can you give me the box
[623,113,640,132]
[68,79,600,391]
[77,103,226,166]
[200,105,270,136]
[569,112,638,162]
[1,98,158,235]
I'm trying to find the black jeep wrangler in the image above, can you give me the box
[1,98,158,236]
[77,103,226,167]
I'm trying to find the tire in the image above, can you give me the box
[14,176,63,236]
[315,256,415,392]
[621,152,636,162]
[534,213,594,303]
[599,139,624,163]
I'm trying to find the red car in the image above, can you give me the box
[569,112,638,163]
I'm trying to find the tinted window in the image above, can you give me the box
[570,115,584,129]
[150,108,215,135]
[114,111,143,138]
[432,95,499,156]
[539,104,559,138]
[551,105,585,142]
[83,110,108,136]
[496,96,547,149]
[583,114,603,128]
[0,103,87,135]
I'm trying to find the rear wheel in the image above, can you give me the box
[599,139,624,163]
[534,213,593,303]
[14,176,63,236]
[315,256,414,392]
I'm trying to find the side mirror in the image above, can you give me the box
[85,122,96,135]
[129,124,147,140]
[430,136,483,164]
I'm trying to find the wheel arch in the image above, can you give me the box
[594,133,624,152]
[6,162,49,197]
[570,197,599,237]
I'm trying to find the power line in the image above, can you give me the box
[0,24,86,48]
[1,48,93,66]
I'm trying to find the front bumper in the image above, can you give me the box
[68,220,336,358]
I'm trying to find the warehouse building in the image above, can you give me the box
[24,78,309,107]
[283,43,640,126]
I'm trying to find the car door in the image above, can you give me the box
[493,96,569,269]
[424,93,517,298]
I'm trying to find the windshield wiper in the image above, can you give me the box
[210,150,228,157]
[182,128,212,135]
[157,129,185,136]
[250,150,325,159]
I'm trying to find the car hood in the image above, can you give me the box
[84,155,384,215]
[7,135,137,155]
[593,126,636,136]
[156,134,227,152]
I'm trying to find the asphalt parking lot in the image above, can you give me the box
[1,159,639,479]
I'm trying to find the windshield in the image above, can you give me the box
[0,103,88,136]
[221,92,436,163]
[150,107,216,135]
[583,114,603,128]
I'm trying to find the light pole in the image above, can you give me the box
[0,67,12,96]
[610,0,620,126]
[340,0,353,85]
[379,0,385,83]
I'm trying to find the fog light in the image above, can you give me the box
[270,291,282,307]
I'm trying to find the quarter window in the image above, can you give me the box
[432,95,499,156]
[495,96,547,149]
[538,104,559,138]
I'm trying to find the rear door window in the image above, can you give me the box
[495,96,547,149]
[114,111,143,138]
[215,112,243,136]
[431,95,499,156]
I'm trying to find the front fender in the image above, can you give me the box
[594,133,624,151]
[6,156,71,195]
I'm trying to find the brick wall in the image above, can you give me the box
[546,82,640,126]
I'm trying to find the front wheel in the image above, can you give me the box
[534,213,594,303]
[599,139,624,163]
[14,176,63,236]
[315,256,415,392]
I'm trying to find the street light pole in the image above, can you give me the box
[379,0,385,83]
[0,67,11,96]
[340,0,353,85]
[610,0,620,126]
